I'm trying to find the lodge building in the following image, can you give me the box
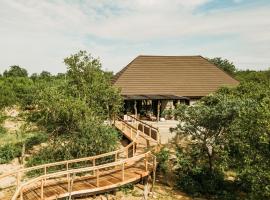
[113,55,239,121]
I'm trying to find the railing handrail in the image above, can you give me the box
[126,114,159,131]
[0,118,138,180]
[12,152,155,200]
[2,116,158,200]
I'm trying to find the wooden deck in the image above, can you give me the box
[0,116,159,200]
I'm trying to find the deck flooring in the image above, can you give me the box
[16,120,156,200]
[21,164,150,200]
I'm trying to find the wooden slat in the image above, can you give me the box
[6,117,157,200]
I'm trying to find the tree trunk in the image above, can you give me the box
[207,150,213,173]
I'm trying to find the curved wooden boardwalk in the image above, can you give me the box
[0,116,160,200]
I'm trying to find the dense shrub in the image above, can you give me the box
[0,143,22,164]
[24,132,48,151]
[156,147,170,174]
[175,147,238,199]
[27,123,119,166]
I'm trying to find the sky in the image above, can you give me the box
[0,0,270,74]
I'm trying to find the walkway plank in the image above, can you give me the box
[0,117,158,200]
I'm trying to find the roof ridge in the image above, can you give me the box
[138,55,201,57]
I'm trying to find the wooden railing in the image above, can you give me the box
[11,152,156,200]
[0,116,158,200]
[126,114,160,143]
[0,118,138,188]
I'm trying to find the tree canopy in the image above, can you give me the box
[3,65,28,77]
[208,57,237,75]
[173,79,270,199]
[26,51,122,165]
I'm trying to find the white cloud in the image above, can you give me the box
[0,0,269,74]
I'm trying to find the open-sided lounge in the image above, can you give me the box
[113,55,239,121]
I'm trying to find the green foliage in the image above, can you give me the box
[0,112,6,135]
[173,79,270,199]
[235,69,270,84]
[175,146,238,199]
[24,132,48,151]
[3,65,28,77]
[119,183,134,194]
[173,96,237,172]
[208,57,237,75]
[0,143,22,164]
[0,76,35,108]
[156,147,170,174]
[64,50,122,119]
[26,51,122,165]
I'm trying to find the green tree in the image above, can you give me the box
[64,50,122,120]
[173,82,270,199]
[208,57,237,75]
[27,51,122,164]
[235,69,270,84]
[3,65,28,77]
[225,82,270,199]
[173,96,238,173]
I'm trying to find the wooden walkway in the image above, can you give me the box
[0,116,159,200]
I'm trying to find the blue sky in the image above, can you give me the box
[0,0,270,74]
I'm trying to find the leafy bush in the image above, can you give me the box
[27,124,119,166]
[156,147,170,174]
[175,147,238,199]
[25,132,48,151]
[0,143,22,164]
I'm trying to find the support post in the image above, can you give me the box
[143,176,149,200]
[134,100,137,118]
[151,156,157,193]
[157,100,160,122]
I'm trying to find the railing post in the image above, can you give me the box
[41,179,44,199]
[145,154,148,172]
[67,173,70,193]
[93,159,96,176]
[66,162,69,179]
[16,171,21,188]
[69,173,75,200]
[96,169,99,187]
[122,163,125,181]
[44,166,47,183]
[133,143,135,157]
[20,188,23,200]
